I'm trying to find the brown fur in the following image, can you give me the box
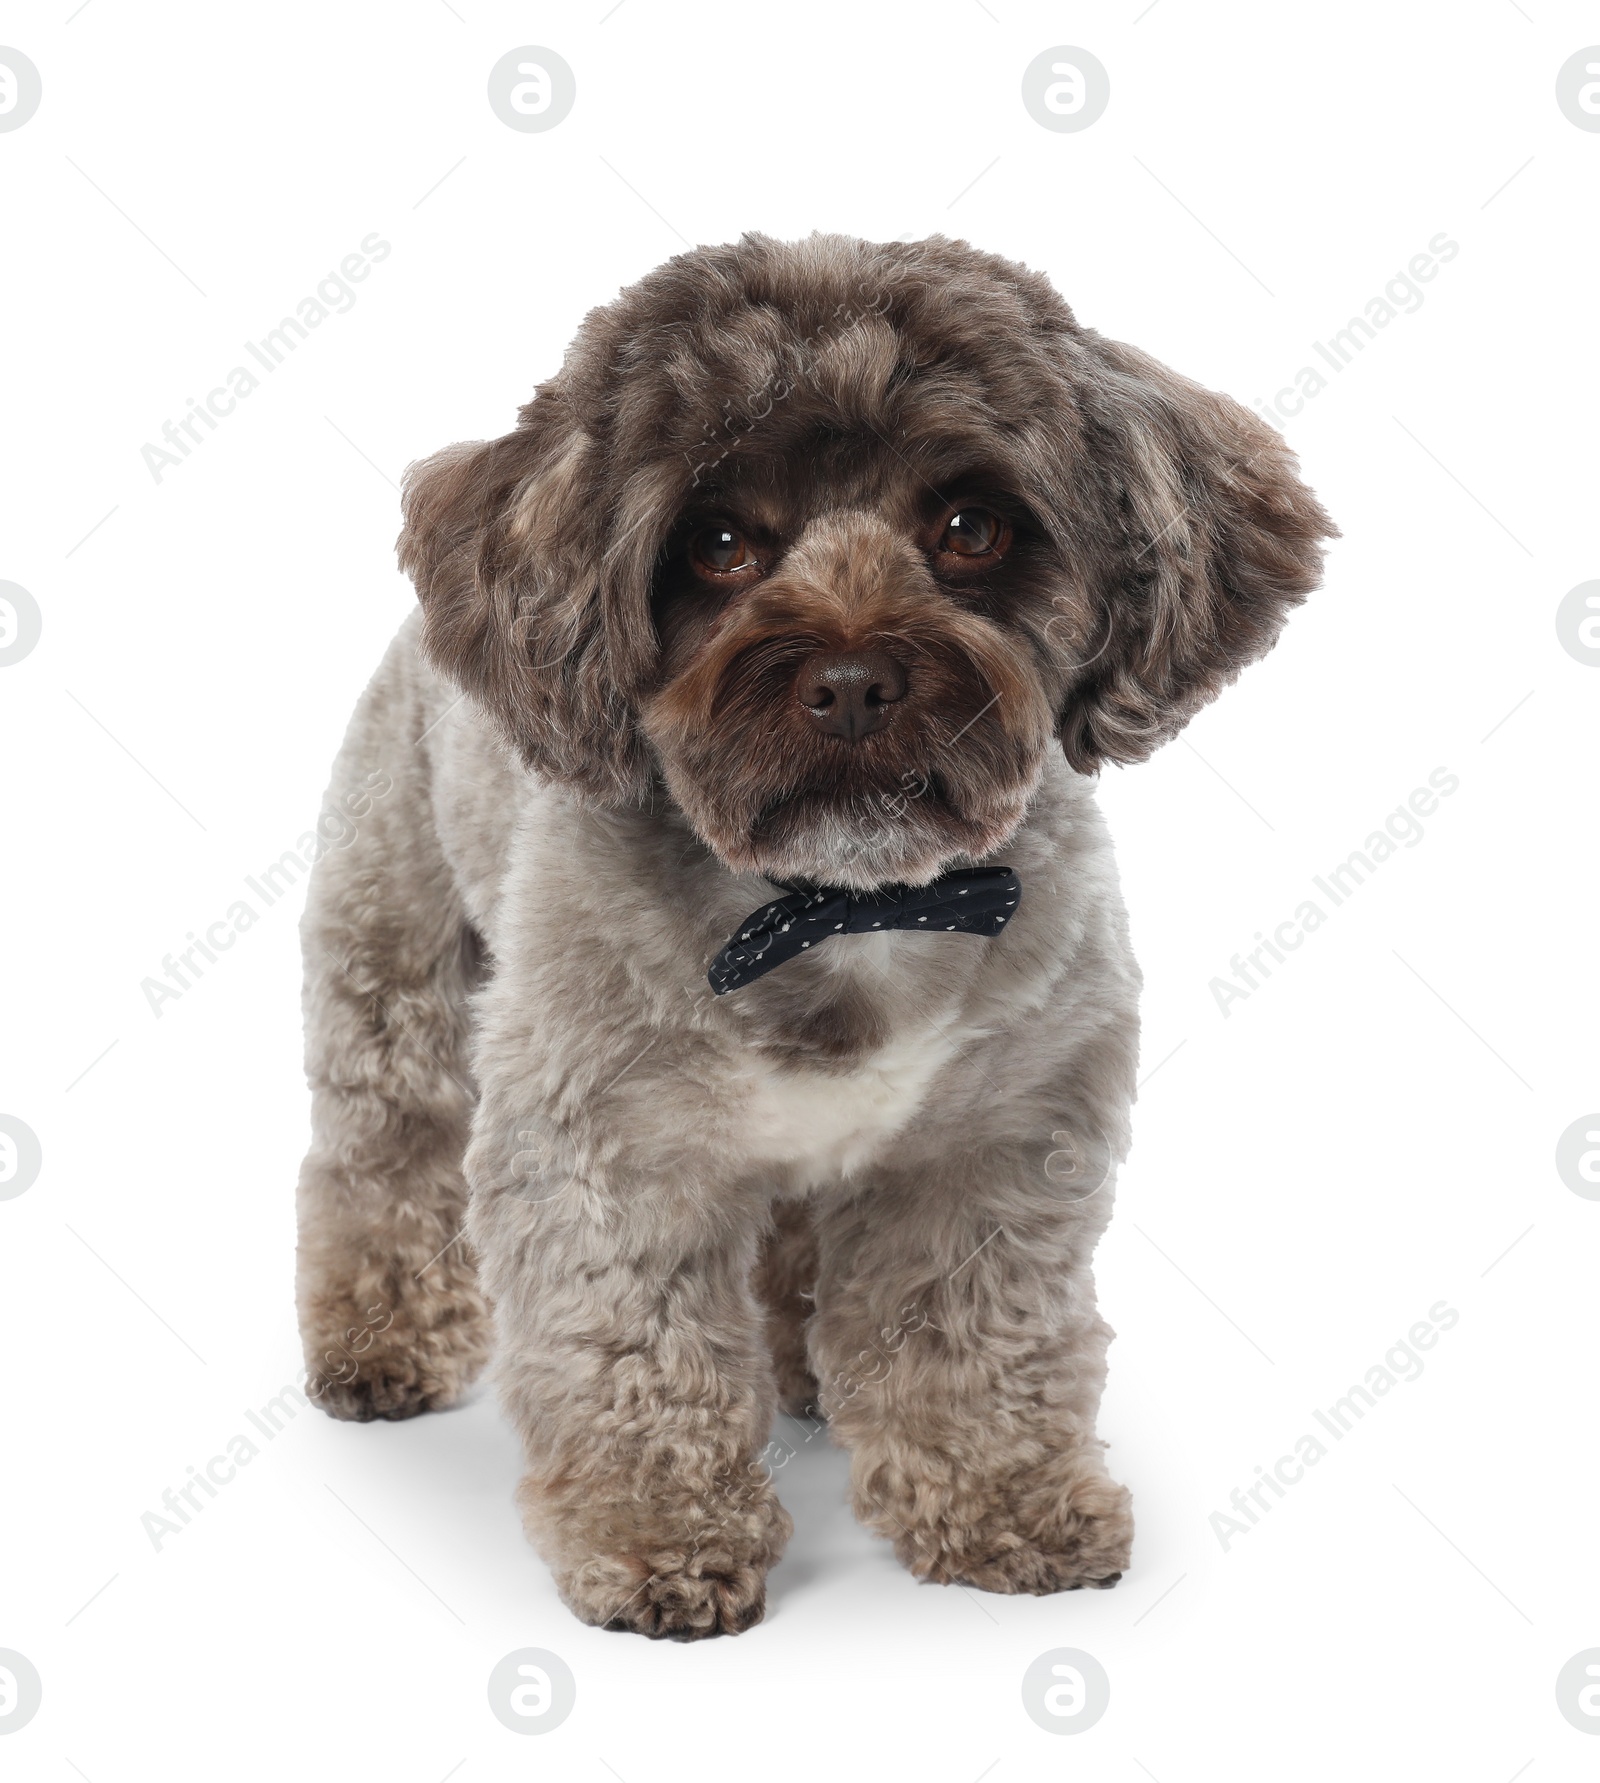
[398,235,1331,819]
[753,1198,822,1417]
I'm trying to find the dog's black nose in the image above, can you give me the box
[795,649,907,740]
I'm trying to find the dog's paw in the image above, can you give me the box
[301,1273,490,1423]
[306,1366,459,1423]
[565,1553,771,1641]
[864,1460,1133,1596]
[547,1491,793,1640]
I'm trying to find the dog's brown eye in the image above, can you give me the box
[690,525,760,578]
[939,508,1009,559]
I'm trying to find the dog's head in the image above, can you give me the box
[400,234,1335,890]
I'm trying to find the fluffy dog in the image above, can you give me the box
[295,233,1333,1638]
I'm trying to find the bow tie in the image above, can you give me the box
[708,866,1022,995]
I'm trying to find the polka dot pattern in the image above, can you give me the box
[708,867,1022,995]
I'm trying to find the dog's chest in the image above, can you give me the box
[735,1020,961,1181]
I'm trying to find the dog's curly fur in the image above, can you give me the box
[295,233,1334,1637]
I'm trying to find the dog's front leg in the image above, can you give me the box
[467,1118,790,1639]
[810,1148,1132,1595]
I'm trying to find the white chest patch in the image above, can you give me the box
[738,1021,962,1182]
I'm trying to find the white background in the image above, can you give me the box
[2,2,1596,1777]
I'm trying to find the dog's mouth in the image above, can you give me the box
[734,763,1034,892]
[746,765,947,833]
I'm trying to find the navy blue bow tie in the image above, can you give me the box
[708,867,1022,995]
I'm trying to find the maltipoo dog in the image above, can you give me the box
[295,233,1333,1637]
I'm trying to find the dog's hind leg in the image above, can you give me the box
[753,1196,821,1418]
[294,649,490,1421]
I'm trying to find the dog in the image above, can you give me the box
[294,232,1334,1638]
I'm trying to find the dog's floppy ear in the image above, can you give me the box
[397,395,655,803]
[1055,337,1337,773]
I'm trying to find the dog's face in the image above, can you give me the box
[642,450,1058,888]
[401,235,1334,889]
